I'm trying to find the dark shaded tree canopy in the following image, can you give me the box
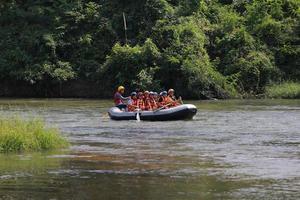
[0,0,299,98]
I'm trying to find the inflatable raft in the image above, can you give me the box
[108,104,197,121]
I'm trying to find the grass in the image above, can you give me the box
[0,117,69,153]
[265,82,300,99]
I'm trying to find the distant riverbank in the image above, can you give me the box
[0,80,110,99]
[1,80,300,99]
[0,80,224,99]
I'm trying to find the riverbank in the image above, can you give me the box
[0,80,226,99]
[0,80,111,98]
[1,80,300,100]
[265,82,300,99]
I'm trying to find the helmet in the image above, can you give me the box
[149,91,154,95]
[131,92,137,96]
[168,88,174,94]
[144,90,149,94]
[161,91,167,96]
[118,86,125,92]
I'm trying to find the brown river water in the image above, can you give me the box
[0,99,299,199]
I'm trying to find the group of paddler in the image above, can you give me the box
[114,86,183,112]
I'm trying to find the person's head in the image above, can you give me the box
[138,92,144,99]
[161,91,167,97]
[131,92,137,100]
[149,91,154,98]
[118,86,125,94]
[144,90,150,98]
[168,88,175,96]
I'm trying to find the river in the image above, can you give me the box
[0,99,299,199]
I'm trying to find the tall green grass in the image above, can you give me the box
[265,82,300,99]
[0,117,69,153]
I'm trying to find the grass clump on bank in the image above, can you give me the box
[265,82,300,99]
[0,117,69,153]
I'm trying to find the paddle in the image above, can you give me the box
[178,96,183,104]
[124,102,141,121]
[136,109,141,121]
[153,103,172,113]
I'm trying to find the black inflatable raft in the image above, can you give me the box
[108,104,197,121]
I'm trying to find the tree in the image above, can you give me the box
[100,38,161,91]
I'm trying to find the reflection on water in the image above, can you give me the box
[0,99,300,199]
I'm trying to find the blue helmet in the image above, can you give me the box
[131,92,137,96]
[160,91,167,96]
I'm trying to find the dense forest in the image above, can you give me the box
[0,0,299,98]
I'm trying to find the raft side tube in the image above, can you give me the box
[108,104,197,121]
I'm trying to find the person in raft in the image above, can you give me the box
[114,86,182,111]
[143,91,152,111]
[167,88,183,105]
[114,86,130,110]
[127,92,138,112]
[157,89,182,108]
[149,92,158,110]
[158,91,169,108]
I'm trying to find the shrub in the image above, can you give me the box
[265,82,300,99]
[0,117,69,153]
[152,17,238,98]
[229,51,277,93]
[100,39,162,92]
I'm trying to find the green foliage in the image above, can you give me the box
[265,82,300,99]
[176,0,201,16]
[102,0,173,43]
[133,67,161,91]
[230,51,277,92]
[152,16,237,98]
[101,38,161,91]
[245,0,300,81]
[0,0,299,98]
[206,4,280,94]
[0,117,69,153]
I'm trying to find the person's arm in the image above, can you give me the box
[127,99,132,105]
[120,95,130,101]
[177,96,183,104]
[116,93,129,102]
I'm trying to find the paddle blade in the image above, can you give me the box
[136,111,141,122]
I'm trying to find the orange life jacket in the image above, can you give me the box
[144,97,152,111]
[149,98,158,110]
[164,96,178,108]
[137,99,145,110]
[157,96,168,109]
[128,99,138,112]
